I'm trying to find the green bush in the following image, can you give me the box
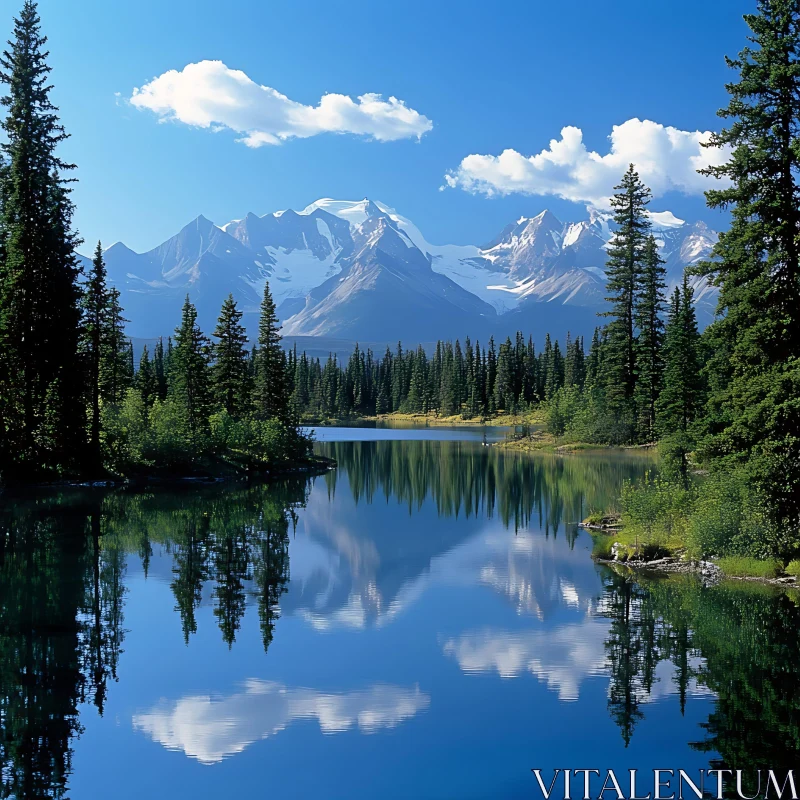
[101,389,152,473]
[546,386,635,445]
[620,472,694,549]
[146,397,197,467]
[717,556,781,579]
[591,535,614,559]
[785,560,800,577]
[685,469,779,559]
[101,389,311,477]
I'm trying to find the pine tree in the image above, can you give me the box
[697,0,800,532]
[153,337,168,400]
[81,241,107,467]
[494,338,514,411]
[101,287,130,405]
[634,235,667,442]
[170,296,212,443]
[0,1,84,477]
[585,328,603,388]
[211,294,251,418]
[523,336,537,403]
[254,282,288,421]
[657,280,702,479]
[136,345,157,408]
[486,337,497,408]
[602,165,652,431]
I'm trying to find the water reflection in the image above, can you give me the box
[597,569,800,787]
[442,620,610,699]
[0,496,124,799]
[0,440,799,798]
[133,681,430,764]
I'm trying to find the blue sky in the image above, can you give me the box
[14,0,753,253]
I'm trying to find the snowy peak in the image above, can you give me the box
[224,206,351,263]
[99,197,720,341]
[349,213,429,270]
[481,209,566,279]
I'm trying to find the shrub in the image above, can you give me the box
[717,556,781,579]
[584,509,606,526]
[591,535,614,559]
[101,389,152,474]
[785,560,800,577]
[146,397,196,467]
[620,472,694,550]
[685,469,778,559]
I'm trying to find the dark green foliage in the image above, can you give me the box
[696,0,800,535]
[289,329,573,421]
[136,345,157,408]
[101,287,132,405]
[211,294,251,418]
[656,280,703,480]
[153,337,168,400]
[81,241,107,466]
[602,165,652,428]
[634,235,667,442]
[254,282,289,422]
[0,1,84,478]
[169,296,212,445]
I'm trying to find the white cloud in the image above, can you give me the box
[133,680,430,764]
[443,118,730,208]
[129,60,432,146]
[442,621,610,700]
[442,623,715,704]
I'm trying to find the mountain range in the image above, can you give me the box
[90,198,719,346]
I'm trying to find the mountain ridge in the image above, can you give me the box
[94,198,719,344]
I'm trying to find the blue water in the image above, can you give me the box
[2,430,796,799]
[304,423,513,442]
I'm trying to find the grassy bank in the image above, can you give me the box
[586,470,800,583]
[302,409,547,427]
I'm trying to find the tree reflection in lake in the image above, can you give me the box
[1,441,799,798]
[599,567,800,794]
[319,440,650,536]
[0,495,124,799]
[0,480,305,798]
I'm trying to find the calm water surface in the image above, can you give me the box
[1,431,798,799]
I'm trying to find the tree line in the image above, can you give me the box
[286,329,587,419]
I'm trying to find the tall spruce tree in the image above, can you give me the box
[0,1,84,477]
[136,345,156,408]
[254,281,288,421]
[153,337,168,400]
[602,165,652,431]
[170,296,212,443]
[657,279,702,480]
[634,235,667,442]
[81,241,107,468]
[211,294,251,418]
[698,0,800,533]
[101,287,130,405]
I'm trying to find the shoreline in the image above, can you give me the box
[0,454,336,495]
[302,410,546,428]
[595,553,799,589]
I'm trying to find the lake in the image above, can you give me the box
[1,429,798,799]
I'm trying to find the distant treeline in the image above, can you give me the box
[285,330,589,419]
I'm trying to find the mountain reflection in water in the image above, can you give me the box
[0,438,798,799]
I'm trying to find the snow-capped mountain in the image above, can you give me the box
[99,198,718,343]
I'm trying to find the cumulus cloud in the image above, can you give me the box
[133,680,430,764]
[129,60,432,146]
[442,621,610,701]
[443,118,730,208]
